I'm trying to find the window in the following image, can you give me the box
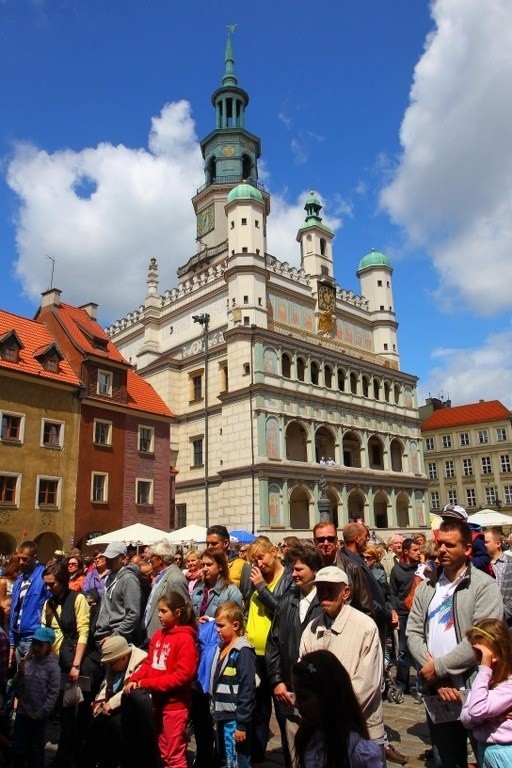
[91,473,108,503]
[138,426,154,454]
[1,412,24,442]
[430,491,440,509]
[44,357,59,373]
[136,479,153,505]
[478,430,488,444]
[0,474,20,507]
[459,432,470,446]
[462,458,473,477]
[192,438,203,467]
[485,486,497,506]
[94,420,112,446]
[219,363,228,393]
[176,503,187,529]
[501,455,511,473]
[37,477,60,508]
[190,373,203,402]
[97,370,112,396]
[1,346,19,362]
[41,420,63,448]
[425,437,435,451]
[445,460,455,478]
[442,435,452,449]
[497,427,507,442]
[505,486,512,505]
[448,489,457,505]
[481,456,492,475]
[466,488,477,507]
[427,462,438,480]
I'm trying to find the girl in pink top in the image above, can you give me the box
[461,618,512,767]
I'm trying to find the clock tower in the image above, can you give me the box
[188,31,269,269]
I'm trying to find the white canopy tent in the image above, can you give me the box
[87,523,170,547]
[467,509,512,527]
[166,524,207,544]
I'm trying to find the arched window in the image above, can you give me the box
[242,154,252,179]
[350,372,358,395]
[315,427,335,464]
[390,439,403,472]
[285,422,308,462]
[347,491,365,523]
[324,365,333,389]
[297,357,306,382]
[282,353,291,378]
[289,486,310,529]
[342,431,361,468]
[311,361,319,385]
[373,492,389,529]
[368,435,384,469]
[394,384,401,405]
[384,382,391,403]
[362,376,370,398]
[373,378,380,400]
[320,238,326,256]
[337,369,346,391]
[396,493,410,527]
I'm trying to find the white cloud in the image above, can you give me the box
[419,330,512,408]
[380,0,512,314]
[7,101,342,323]
[7,101,203,321]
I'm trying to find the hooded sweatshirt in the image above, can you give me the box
[209,636,256,732]
[95,564,141,642]
[389,561,421,615]
[128,623,198,711]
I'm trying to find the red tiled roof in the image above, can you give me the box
[52,303,127,364]
[0,309,80,387]
[126,369,173,418]
[422,400,511,430]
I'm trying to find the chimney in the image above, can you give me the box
[80,302,98,320]
[41,288,62,308]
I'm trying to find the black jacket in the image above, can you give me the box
[266,586,322,690]
[240,564,293,619]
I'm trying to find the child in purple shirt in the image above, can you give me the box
[461,618,512,767]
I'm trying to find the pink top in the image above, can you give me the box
[460,666,512,744]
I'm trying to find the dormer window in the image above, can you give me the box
[0,330,24,363]
[34,343,63,374]
[97,370,113,397]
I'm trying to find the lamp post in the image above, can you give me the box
[192,313,210,529]
[317,474,331,522]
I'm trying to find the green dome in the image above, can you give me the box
[358,248,392,272]
[227,182,263,204]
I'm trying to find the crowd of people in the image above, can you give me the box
[1,511,512,768]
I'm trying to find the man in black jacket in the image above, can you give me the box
[266,544,323,766]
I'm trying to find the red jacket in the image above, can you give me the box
[128,624,198,710]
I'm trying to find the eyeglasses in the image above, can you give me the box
[363,555,375,562]
[315,536,337,544]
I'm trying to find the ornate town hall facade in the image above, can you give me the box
[107,36,428,537]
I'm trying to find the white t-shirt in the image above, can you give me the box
[426,568,467,689]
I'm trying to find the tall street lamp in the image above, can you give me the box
[193,313,210,529]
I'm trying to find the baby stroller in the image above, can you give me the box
[383,662,404,704]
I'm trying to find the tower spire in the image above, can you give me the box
[223,25,238,87]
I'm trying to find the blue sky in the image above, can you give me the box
[1,0,512,407]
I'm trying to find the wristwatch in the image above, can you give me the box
[72,664,80,669]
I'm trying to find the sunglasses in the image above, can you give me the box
[315,536,337,544]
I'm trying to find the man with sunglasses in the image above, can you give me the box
[8,541,48,669]
[312,522,373,618]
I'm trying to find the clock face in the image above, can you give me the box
[318,283,336,312]
[223,145,235,157]
[197,205,215,237]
